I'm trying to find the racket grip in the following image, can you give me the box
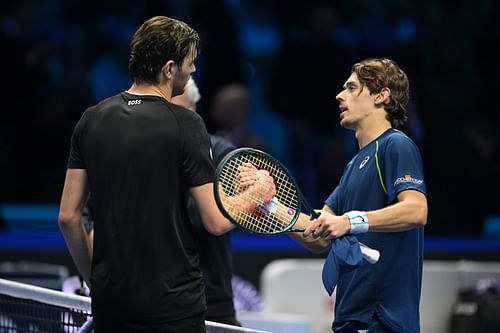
[359,242,380,264]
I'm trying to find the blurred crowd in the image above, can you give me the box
[0,0,499,237]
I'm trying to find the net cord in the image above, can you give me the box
[205,320,272,333]
[0,277,91,312]
[0,278,273,333]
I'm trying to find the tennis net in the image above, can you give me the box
[0,278,270,333]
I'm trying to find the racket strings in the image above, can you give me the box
[219,152,299,233]
[219,157,267,232]
[220,155,276,233]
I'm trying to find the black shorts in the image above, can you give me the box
[93,312,205,333]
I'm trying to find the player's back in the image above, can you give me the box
[75,92,208,322]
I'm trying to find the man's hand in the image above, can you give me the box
[237,163,276,202]
[237,162,259,189]
[249,169,276,203]
[303,210,351,240]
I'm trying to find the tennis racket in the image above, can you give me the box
[214,147,380,263]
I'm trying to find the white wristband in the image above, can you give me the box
[265,197,280,214]
[345,210,369,234]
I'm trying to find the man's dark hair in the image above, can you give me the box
[128,16,200,85]
[352,58,410,129]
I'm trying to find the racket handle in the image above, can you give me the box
[359,242,380,264]
[310,210,321,220]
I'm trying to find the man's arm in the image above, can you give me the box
[191,170,276,236]
[190,183,235,236]
[287,205,333,253]
[58,169,92,285]
[363,190,427,231]
[304,189,427,240]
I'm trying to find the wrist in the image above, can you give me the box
[344,210,369,234]
[264,197,280,214]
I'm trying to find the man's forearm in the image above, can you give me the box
[284,209,330,253]
[60,220,92,285]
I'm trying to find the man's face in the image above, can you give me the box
[335,72,375,130]
[171,48,196,98]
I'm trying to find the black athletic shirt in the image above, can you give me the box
[67,92,214,322]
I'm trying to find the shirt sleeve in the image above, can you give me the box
[325,186,340,213]
[67,111,87,169]
[181,112,215,187]
[384,134,427,203]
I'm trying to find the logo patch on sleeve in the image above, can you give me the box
[394,174,423,186]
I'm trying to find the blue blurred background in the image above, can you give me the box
[0,0,499,282]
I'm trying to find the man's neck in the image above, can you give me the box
[355,119,392,149]
[127,83,172,101]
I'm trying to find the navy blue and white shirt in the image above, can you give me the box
[325,128,427,333]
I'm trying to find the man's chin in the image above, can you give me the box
[340,119,355,130]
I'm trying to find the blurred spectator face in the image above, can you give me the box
[210,84,250,129]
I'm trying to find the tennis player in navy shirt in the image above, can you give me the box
[295,58,428,332]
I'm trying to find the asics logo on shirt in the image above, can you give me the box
[359,156,370,169]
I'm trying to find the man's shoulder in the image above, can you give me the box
[82,93,124,117]
[382,129,417,148]
[96,92,124,107]
[166,101,202,120]
[382,128,405,140]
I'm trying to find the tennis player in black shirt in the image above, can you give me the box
[58,16,275,333]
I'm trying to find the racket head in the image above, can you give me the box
[214,147,303,234]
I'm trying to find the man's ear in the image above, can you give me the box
[374,87,391,105]
[161,60,176,80]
